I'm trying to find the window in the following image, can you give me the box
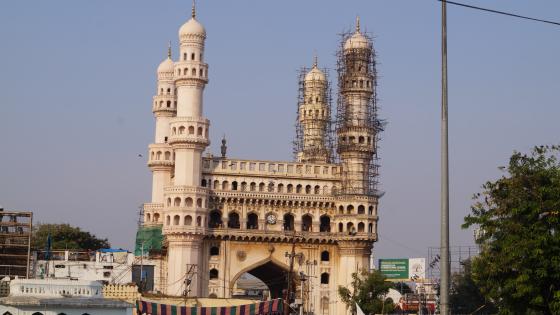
[283,213,294,231]
[210,246,219,256]
[321,251,330,262]
[305,185,311,194]
[321,273,329,284]
[358,205,365,214]
[232,181,238,191]
[103,271,111,277]
[347,205,354,214]
[302,214,312,232]
[184,215,192,225]
[228,212,240,229]
[358,222,365,232]
[277,183,284,193]
[201,179,207,187]
[296,185,302,194]
[209,210,222,228]
[287,184,293,193]
[209,269,219,279]
[173,215,180,225]
[247,213,258,230]
[320,215,330,232]
[259,182,265,192]
[191,53,195,60]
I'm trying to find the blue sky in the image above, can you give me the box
[1,1,559,261]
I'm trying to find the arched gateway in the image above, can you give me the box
[138,6,381,315]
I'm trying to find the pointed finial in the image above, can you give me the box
[313,51,318,68]
[167,41,172,58]
[356,15,360,33]
[191,0,196,18]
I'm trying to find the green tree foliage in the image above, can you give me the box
[450,259,497,314]
[463,145,560,315]
[32,223,110,251]
[338,269,394,314]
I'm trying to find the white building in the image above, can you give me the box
[33,250,134,285]
[0,278,133,315]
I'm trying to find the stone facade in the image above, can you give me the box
[140,6,380,315]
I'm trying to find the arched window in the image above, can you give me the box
[185,197,193,207]
[166,100,171,108]
[174,197,181,207]
[209,210,222,228]
[200,69,204,77]
[210,246,219,256]
[314,185,320,194]
[184,215,192,225]
[241,182,247,191]
[247,213,258,230]
[277,183,284,193]
[188,126,195,135]
[347,222,354,233]
[209,268,219,279]
[359,136,365,144]
[338,223,343,232]
[228,212,240,229]
[164,151,171,160]
[166,215,170,225]
[192,68,196,76]
[153,213,160,222]
[319,215,330,232]
[321,251,330,262]
[368,223,373,233]
[232,181,238,191]
[305,185,311,194]
[201,179,207,187]
[222,181,229,190]
[183,53,187,61]
[173,215,180,225]
[338,205,344,214]
[213,180,219,189]
[250,182,256,191]
[196,216,201,226]
[302,214,312,232]
[358,222,365,232]
[287,184,293,193]
[191,53,195,60]
[179,126,185,134]
[196,198,202,207]
[358,205,365,214]
[369,206,374,215]
[258,182,265,192]
[347,205,354,214]
[321,273,329,284]
[296,184,302,193]
[283,213,294,231]
[197,127,203,136]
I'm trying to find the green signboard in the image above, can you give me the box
[379,259,409,280]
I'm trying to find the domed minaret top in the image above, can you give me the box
[179,1,206,41]
[157,42,175,78]
[344,16,370,51]
[304,55,326,82]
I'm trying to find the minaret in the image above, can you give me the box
[164,2,210,296]
[336,17,376,195]
[147,44,176,206]
[297,56,331,163]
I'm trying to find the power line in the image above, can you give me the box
[438,0,560,27]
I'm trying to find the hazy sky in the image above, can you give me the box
[1,1,559,262]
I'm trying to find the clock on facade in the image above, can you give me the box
[266,213,277,224]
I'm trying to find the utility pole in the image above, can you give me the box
[285,234,303,315]
[440,1,450,314]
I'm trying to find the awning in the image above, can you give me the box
[136,299,285,315]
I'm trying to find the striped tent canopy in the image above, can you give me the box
[136,299,285,315]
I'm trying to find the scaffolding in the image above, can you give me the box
[427,245,479,282]
[335,30,384,196]
[293,66,335,164]
[0,210,33,279]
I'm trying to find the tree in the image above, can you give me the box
[338,269,395,314]
[32,223,110,251]
[449,259,497,314]
[463,145,560,315]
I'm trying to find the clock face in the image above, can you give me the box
[266,213,277,224]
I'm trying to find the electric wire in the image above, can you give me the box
[438,0,560,27]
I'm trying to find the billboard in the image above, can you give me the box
[378,258,426,281]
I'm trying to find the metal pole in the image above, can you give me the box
[440,1,450,314]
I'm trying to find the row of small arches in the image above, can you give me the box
[207,268,330,284]
[340,135,372,145]
[171,125,207,137]
[154,100,177,109]
[302,108,327,119]
[210,245,331,262]
[344,79,372,89]
[177,67,205,78]
[338,204,374,215]
[166,214,204,227]
[151,150,173,161]
[201,179,331,195]
[166,197,205,208]
[183,52,202,62]
[158,87,175,95]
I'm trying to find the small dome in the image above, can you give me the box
[157,57,174,73]
[179,17,206,38]
[305,66,326,82]
[344,31,370,50]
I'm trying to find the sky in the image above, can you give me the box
[0,1,559,263]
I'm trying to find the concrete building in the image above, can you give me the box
[137,5,382,315]
[33,249,134,285]
[0,278,133,315]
